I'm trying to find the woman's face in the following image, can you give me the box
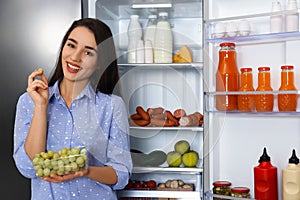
[61,26,98,84]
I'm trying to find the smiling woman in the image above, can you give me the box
[13,18,132,200]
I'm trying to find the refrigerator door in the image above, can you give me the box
[1,0,81,198]
[203,0,300,198]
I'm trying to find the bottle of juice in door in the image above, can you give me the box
[256,67,274,112]
[238,67,255,111]
[216,42,239,111]
[278,65,298,111]
[254,147,278,200]
[282,149,300,200]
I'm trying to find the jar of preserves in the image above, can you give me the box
[231,187,251,198]
[213,181,231,200]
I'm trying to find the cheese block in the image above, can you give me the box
[173,45,192,63]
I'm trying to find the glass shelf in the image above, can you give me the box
[118,190,201,198]
[130,126,203,132]
[206,31,300,44]
[205,90,300,114]
[118,62,204,69]
[204,190,256,200]
[132,166,203,174]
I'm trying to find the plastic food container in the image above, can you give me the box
[212,181,232,200]
[32,147,88,178]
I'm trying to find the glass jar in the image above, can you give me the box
[231,187,251,198]
[213,181,232,200]
[216,42,239,111]
[238,67,255,111]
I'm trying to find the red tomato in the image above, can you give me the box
[142,181,148,188]
[133,181,142,189]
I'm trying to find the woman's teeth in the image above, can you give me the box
[68,63,81,70]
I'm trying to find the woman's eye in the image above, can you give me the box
[67,43,75,48]
[85,51,94,56]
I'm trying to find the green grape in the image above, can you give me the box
[51,159,58,167]
[71,148,80,155]
[60,148,68,156]
[32,157,40,165]
[34,165,42,171]
[82,155,88,162]
[43,168,51,177]
[69,156,76,162]
[70,162,79,171]
[44,159,51,167]
[80,148,87,155]
[57,160,64,167]
[47,150,54,158]
[41,152,49,159]
[58,166,65,173]
[76,157,84,165]
[62,157,69,165]
[64,165,72,172]
[53,153,60,159]
[50,169,57,175]
[36,168,44,177]
[34,153,41,159]
[38,158,44,166]
[57,170,64,176]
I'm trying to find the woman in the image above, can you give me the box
[13,18,132,199]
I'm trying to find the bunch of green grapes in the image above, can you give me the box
[32,147,88,178]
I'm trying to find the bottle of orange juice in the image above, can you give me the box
[278,65,298,111]
[238,67,255,111]
[216,42,239,111]
[256,67,274,112]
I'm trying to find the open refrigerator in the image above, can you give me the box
[85,0,300,199]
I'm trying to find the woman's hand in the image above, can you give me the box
[26,68,49,106]
[43,168,88,183]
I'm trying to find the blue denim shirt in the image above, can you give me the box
[13,80,132,200]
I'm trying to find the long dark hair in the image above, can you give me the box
[48,18,120,95]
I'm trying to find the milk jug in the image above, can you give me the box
[154,12,173,63]
[127,15,142,63]
[282,149,300,200]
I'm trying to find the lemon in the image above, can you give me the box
[182,151,199,167]
[167,151,182,167]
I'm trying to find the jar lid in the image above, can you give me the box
[258,67,270,71]
[240,67,252,72]
[231,187,250,193]
[159,12,168,17]
[213,181,232,187]
[281,65,294,70]
[220,42,235,47]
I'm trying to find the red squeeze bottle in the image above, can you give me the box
[254,147,278,200]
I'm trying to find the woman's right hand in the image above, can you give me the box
[26,68,49,106]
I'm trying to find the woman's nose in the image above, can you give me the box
[70,49,82,62]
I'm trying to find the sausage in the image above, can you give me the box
[173,109,187,119]
[151,112,166,120]
[136,106,150,121]
[130,113,142,120]
[130,119,150,127]
[165,110,179,126]
[150,118,175,127]
[147,107,164,115]
[179,112,203,127]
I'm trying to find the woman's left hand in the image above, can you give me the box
[43,168,88,183]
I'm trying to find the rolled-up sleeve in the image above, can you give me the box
[13,94,36,179]
[105,95,132,190]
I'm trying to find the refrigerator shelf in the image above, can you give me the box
[118,190,201,198]
[205,31,300,44]
[204,190,256,200]
[132,166,203,174]
[118,62,204,70]
[130,126,203,132]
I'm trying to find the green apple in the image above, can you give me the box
[174,140,190,155]
[167,151,182,167]
[182,151,199,167]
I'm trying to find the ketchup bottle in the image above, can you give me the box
[254,147,278,200]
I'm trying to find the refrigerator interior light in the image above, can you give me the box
[131,3,172,8]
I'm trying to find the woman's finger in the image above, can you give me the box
[27,68,46,86]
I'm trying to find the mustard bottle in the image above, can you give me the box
[282,149,300,200]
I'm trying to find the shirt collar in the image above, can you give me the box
[49,80,96,101]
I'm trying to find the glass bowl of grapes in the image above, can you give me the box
[32,147,88,178]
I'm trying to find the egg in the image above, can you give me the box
[213,22,226,38]
[226,21,238,37]
[238,20,251,36]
